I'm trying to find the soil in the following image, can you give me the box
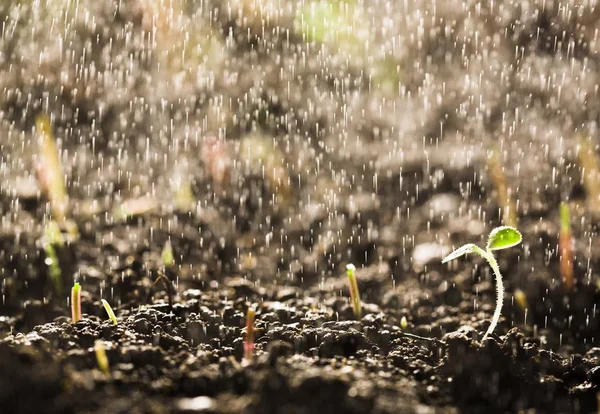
[1,0,600,413]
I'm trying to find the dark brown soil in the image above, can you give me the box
[1,0,600,413]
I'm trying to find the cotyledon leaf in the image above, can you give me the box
[441,244,478,263]
[487,226,522,251]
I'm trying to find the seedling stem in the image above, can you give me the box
[162,240,174,268]
[559,202,574,291]
[442,226,522,341]
[101,299,118,325]
[244,307,256,362]
[94,341,110,376]
[346,264,361,319]
[71,282,82,323]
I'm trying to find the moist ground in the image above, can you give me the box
[1,1,600,413]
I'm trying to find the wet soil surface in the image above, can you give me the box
[2,0,600,413]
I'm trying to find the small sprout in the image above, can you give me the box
[578,139,600,214]
[35,114,68,221]
[71,282,82,323]
[559,202,575,292]
[94,341,110,376]
[161,240,174,268]
[488,148,518,227]
[244,307,256,362]
[346,264,361,319]
[442,226,522,341]
[101,299,118,325]
[400,316,408,330]
[43,220,64,296]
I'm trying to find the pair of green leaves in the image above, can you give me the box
[442,226,522,263]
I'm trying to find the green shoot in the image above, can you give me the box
[400,316,408,330]
[346,264,361,319]
[71,282,81,323]
[101,299,118,325]
[94,341,110,376]
[442,226,522,340]
[35,114,68,222]
[161,240,174,267]
[488,148,518,227]
[244,307,256,362]
[43,220,64,296]
[559,202,574,291]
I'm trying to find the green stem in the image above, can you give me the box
[101,299,118,325]
[482,249,503,341]
[71,282,81,323]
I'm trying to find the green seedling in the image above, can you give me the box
[161,240,174,268]
[559,202,574,292]
[244,307,256,362]
[71,282,81,323]
[346,264,361,319]
[94,341,110,376]
[43,220,65,296]
[442,226,522,340]
[101,299,118,325]
[488,148,518,227]
[400,316,408,330]
[35,114,68,222]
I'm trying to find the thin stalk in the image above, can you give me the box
[101,299,118,325]
[442,226,521,341]
[559,202,574,291]
[161,240,174,268]
[244,307,256,361]
[71,282,81,323]
[481,250,504,341]
[346,264,361,319]
[94,341,110,376]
